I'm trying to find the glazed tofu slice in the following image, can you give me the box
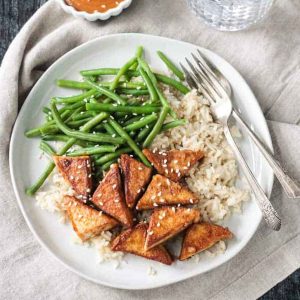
[92,164,133,228]
[120,154,152,209]
[53,155,92,200]
[111,223,173,265]
[143,149,204,182]
[136,174,198,210]
[64,195,118,242]
[179,223,233,260]
[145,207,201,250]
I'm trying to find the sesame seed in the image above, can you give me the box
[172,207,176,212]
[70,175,74,180]
[153,203,158,207]
[112,184,117,189]
[114,199,119,203]
[157,222,160,227]
[138,167,143,170]
[99,201,103,206]
[148,231,154,235]
[189,199,194,203]
[151,195,156,200]
[86,188,91,193]
[157,191,162,196]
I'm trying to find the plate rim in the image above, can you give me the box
[9,33,274,290]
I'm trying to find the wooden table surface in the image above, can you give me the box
[1,1,300,299]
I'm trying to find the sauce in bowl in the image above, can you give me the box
[65,0,125,13]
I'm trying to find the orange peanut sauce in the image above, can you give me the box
[65,0,125,13]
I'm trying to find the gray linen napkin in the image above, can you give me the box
[1,0,300,299]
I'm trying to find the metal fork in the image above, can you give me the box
[189,50,300,199]
[180,56,281,231]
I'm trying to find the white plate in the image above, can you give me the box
[9,33,273,290]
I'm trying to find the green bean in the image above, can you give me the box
[26,138,75,196]
[108,119,151,167]
[43,107,51,115]
[68,118,93,128]
[136,46,144,59]
[99,81,146,89]
[57,80,91,90]
[25,110,72,138]
[40,141,56,156]
[72,111,96,121]
[68,145,117,157]
[84,79,126,105]
[50,103,124,144]
[59,101,85,113]
[117,88,149,96]
[110,57,137,91]
[123,115,143,126]
[80,67,189,94]
[137,58,175,118]
[139,68,158,102]
[124,114,157,132]
[161,119,186,132]
[94,147,132,165]
[86,103,160,114]
[143,106,169,148]
[136,124,155,142]
[53,89,98,104]
[102,123,117,136]
[42,135,88,147]
[157,51,185,81]
[80,68,122,77]
[137,57,158,85]
[26,112,110,195]
[156,74,190,94]
[100,159,118,171]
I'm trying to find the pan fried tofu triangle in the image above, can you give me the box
[64,196,118,242]
[143,149,204,182]
[179,223,233,260]
[53,156,92,200]
[120,154,152,209]
[92,164,133,227]
[145,207,201,250]
[136,174,198,210]
[111,223,173,265]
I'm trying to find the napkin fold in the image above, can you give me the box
[1,0,300,299]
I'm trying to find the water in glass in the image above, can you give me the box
[187,0,274,31]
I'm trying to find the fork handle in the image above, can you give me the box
[232,110,300,199]
[223,125,281,231]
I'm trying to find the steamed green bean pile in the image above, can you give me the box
[25,46,189,196]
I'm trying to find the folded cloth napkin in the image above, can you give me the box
[1,0,300,299]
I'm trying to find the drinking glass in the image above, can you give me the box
[187,0,274,31]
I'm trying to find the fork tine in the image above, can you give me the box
[191,53,214,86]
[185,57,220,100]
[180,63,198,90]
[194,51,228,98]
[183,59,215,105]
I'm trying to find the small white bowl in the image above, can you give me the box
[56,0,132,21]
